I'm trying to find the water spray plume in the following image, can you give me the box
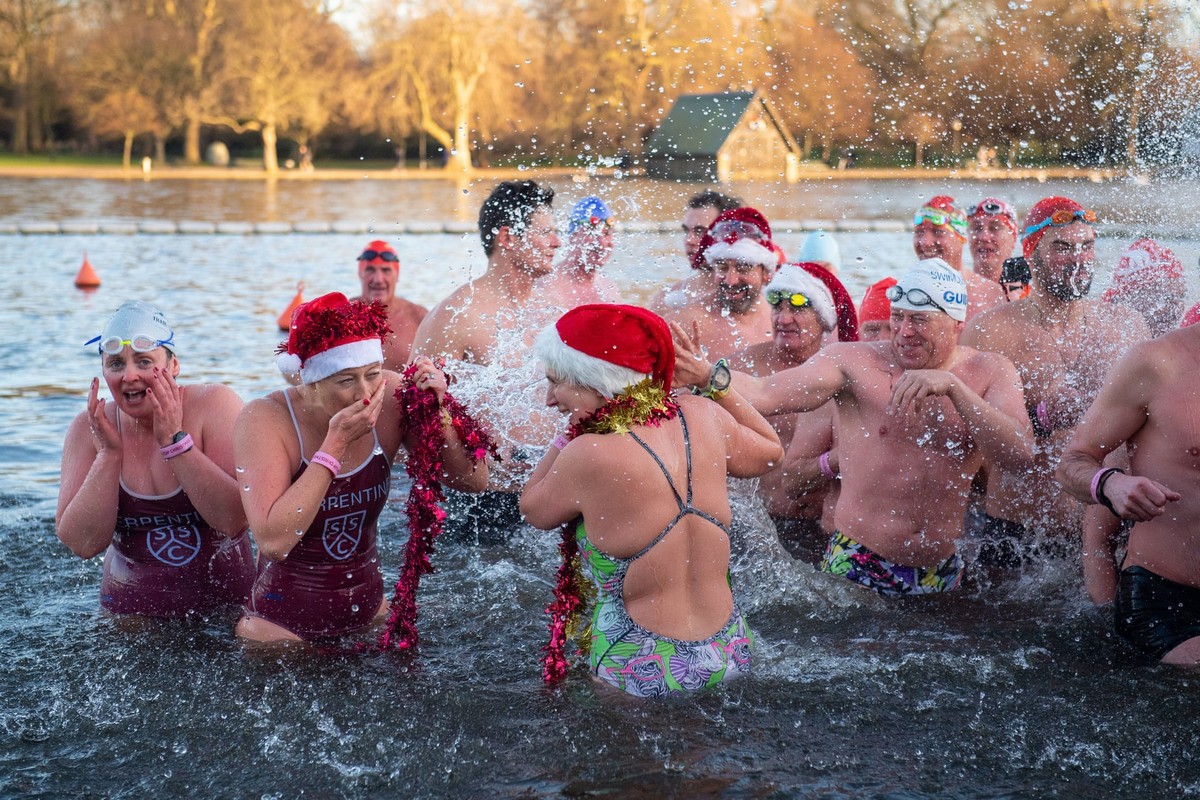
[74,252,101,289]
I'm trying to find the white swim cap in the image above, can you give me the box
[889,259,967,322]
[97,300,176,354]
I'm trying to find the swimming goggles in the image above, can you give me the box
[86,332,175,355]
[358,249,399,262]
[1021,209,1097,240]
[574,215,615,231]
[709,219,766,241]
[766,290,812,309]
[967,200,1016,221]
[913,208,968,236]
[885,285,950,316]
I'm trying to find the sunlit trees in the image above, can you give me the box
[212,0,355,172]
[0,0,70,153]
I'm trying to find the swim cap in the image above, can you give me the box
[892,258,968,322]
[1021,196,1092,259]
[1101,238,1184,304]
[859,277,898,323]
[276,292,390,384]
[99,300,176,355]
[914,196,968,239]
[1181,301,1200,329]
[797,230,841,271]
[694,207,776,271]
[358,240,397,262]
[535,304,674,397]
[567,196,613,234]
[967,197,1018,235]
[766,264,836,332]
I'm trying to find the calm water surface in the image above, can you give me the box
[2,176,1199,798]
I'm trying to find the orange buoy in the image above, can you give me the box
[277,282,305,331]
[74,252,101,288]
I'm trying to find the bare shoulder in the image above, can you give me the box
[184,381,243,411]
[963,299,1023,337]
[392,297,430,320]
[1095,301,1151,344]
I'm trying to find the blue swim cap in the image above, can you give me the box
[567,196,613,234]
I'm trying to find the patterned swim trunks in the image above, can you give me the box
[819,530,963,597]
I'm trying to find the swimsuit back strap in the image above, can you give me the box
[627,430,685,511]
[282,388,306,454]
[678,409,694,507]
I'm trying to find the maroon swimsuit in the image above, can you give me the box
[101,483,255,616]
[243,392,392,639]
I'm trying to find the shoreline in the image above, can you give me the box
[0,163,1130,183]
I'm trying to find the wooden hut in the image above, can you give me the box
[644,91,801,182]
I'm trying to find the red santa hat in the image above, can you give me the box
[795,262,859,342]
[534,304,675,397]
[276,292,391,384]
[693,207,777,271]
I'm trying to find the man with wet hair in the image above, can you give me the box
[659,207,776,358]
[410,180,563,541]
[913,195,1005,320]
[351,239,429,371]
[1056,322,1199,666]
[675,259,1033,596]
[413,180,559,364]
[961,196,1150,567]
[649,188,742,313]
[967,198,1020,283]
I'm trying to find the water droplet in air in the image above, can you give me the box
[351,604,360,613]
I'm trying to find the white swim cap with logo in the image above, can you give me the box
[100,300,176,354]
[891,258,968,322]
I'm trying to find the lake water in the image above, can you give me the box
[2,175,1199,798]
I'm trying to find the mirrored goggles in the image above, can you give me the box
[358,249,399,262]
[1021,209,1097,240]
[766,290,812,309]
[709,219,766,242]
[86,332,175,355]
[885,285,949,316]
[967,200,1015,220]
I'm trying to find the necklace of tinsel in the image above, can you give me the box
[543,379,679,683]
[375,362,499,653]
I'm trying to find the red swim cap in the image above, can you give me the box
[1021,197,1085,259]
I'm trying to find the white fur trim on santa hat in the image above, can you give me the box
[766,265,837,332]
[703,238,776,268]
[534,325,648,399]
[296,339,384,385]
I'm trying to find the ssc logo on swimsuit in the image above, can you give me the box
[147,525,202,567]
[323,511,366,561]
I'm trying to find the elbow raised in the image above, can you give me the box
[57,529,105,560]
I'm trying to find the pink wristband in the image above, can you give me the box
[1036,401,1051,432]
[311,450,341,476]
[819,451,838,480]
[159,434,194,460]
[551,434,570,451]
[1089,468,1106,504]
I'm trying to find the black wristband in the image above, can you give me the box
[1028,404,1051,438]
[1095,467,1125,518]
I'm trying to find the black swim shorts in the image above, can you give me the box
[1115,566,1200,661]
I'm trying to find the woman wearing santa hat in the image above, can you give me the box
[520,304,782,697]
[235,292,487,643]
[57,300,255,617]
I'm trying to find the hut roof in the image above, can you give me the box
[645,91,758,157]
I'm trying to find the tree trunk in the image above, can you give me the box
[914,139,924,167]
[185,115,202,164]
[262,122,279,173]
[155,134,166,165]
[449,104,472,172]
[123,131,134,170]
